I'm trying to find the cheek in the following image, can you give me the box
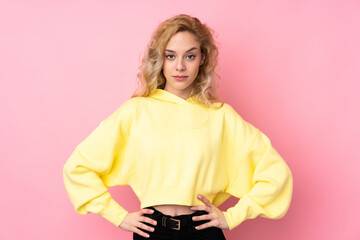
[162,62,171,74]
[190,63,201,75]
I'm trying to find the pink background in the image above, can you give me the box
[1,0,359,239]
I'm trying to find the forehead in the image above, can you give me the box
[165,31,200,51]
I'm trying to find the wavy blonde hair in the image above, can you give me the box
[132,14,223,108]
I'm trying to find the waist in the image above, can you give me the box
[151,204,196,216]
[143,206,209,231]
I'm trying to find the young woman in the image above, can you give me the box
[63,14,293,240]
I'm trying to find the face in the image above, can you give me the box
[163,31,204,99]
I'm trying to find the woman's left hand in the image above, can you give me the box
[190,194,229,230]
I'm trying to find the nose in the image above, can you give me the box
[176,58,186,71]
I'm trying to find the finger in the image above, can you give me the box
[194,221,215,230]
[137,221,155,233]
[192,214,212,221]
[190,204,211,212]
[141,208,155,215]
[141,216,158,226]
[197,194,214,208]
[133,227,151,238]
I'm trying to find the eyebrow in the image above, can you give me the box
[164,47,198,53]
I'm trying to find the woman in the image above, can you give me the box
[63,14,293,240]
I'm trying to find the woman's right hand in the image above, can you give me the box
[119,208,158,238]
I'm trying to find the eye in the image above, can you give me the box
[187,54,196,60]
[166,55,175,60]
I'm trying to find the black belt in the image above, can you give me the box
[143,206,209,231]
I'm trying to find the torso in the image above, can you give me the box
[152,204,196,216]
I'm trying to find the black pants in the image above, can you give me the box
[133,206,226,240]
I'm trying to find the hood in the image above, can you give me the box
[149,89,209,128]
[148,88,211,128]
[149,89,197,104]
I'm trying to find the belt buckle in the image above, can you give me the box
[169,217,181,230]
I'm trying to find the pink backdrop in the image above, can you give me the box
[1,0,359,239]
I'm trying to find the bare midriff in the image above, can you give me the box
[152,204,197,217]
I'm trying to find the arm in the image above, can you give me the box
[63,101,134,227]
[223,130,293,230]
[222,106,293,230]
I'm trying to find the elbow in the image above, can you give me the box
[273,161,293,197]
[258,164,293,219]
[271,168,293,219]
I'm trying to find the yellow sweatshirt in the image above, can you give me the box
[63,89,293,231]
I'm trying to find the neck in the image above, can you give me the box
[164,85,194,100]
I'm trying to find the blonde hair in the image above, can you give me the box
[132,14,223,108]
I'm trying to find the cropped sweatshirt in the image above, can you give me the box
[63,89,293,231]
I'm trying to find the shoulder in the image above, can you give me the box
[121,96,145,107]
[219,102,261,137]
[101,96,146,126]
[113,96,146,114]
[215,102,245,121]
[220,102,236,113]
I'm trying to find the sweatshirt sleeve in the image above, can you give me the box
[222,105,293,230]
[63,100,134,227]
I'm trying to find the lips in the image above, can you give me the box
[173,75,188,81]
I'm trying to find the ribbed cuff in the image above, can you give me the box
[100,196,129,227]
[222,194,263,230]
[81,192,129,227]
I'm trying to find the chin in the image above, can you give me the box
[170,84,191,90]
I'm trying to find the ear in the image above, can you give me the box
[200,54,205,65]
